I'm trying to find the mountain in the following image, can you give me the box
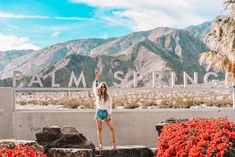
[40,54,134,87]
[0,38,113,79]
[0,22,213,87]
[30,27,208,88]
[91,31,150,57]
[186,21,212,43]
[0,50,34,72]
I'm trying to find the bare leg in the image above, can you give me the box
[105,118,116,149]
[96,119,103,149]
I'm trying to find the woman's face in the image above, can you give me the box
[101,83,106,93]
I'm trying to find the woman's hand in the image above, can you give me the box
[95,68,100,80]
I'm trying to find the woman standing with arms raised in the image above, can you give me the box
[93,68,116,149]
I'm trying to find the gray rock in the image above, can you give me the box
[150,148,158,156]
[155,118,188,136]
[35,126,95,153]
[47,146,155,157]
[95,145,154,157]
[36,126,61,146]
[47,148,93,157]
[43,126,61,135]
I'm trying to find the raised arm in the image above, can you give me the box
[93,68,100,97]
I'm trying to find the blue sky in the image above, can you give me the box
[0,0,224,51]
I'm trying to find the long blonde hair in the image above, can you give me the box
[98,82,109,102]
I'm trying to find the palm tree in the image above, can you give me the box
[224,0,235,16]
[199,51,229,72]
[199,0,235,72]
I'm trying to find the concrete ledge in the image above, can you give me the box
[47,148,93,157]
[95,145,154,157]
[13,109,235,147]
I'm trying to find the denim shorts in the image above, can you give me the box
[96,109,108,120]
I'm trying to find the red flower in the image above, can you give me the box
[157,118,235,157]
[0,143,47,157]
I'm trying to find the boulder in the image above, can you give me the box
[35,126,95,153]
[155,118,188,136]
[47,148,93,157]
[36,126,61,146]
[150,148,158,156]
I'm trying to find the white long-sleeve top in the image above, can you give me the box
[93,80,112,115]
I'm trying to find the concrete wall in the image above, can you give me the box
[0,88,13,139]
[12,109,235,148]
[1,88,235,148]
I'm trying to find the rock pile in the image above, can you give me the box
[35,126,95,153]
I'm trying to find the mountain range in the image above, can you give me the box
[0,21,216,87]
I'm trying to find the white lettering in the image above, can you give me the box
[68,71,86,87]
[13,71,23,87]
[171,72,176,88]
[10,70,223,88]
[113,71,124,86]
[133,72,143,88]
[183,72,198,87]
[204,72,218,84]
[152,72,156,88]
[28,74,43,87]
[51,71,60,87]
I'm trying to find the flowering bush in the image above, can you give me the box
[0,143,47,157]
[157,118,235,157]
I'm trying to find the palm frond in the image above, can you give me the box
[224,0,235,15]
[199,51,229,72]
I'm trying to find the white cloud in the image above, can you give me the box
[102,33,108,39]
[51,31,61,37]
[71,0,223,31]
[71,0,192,10]
[54,16,92,21]
[113,9,206,31]
[0,12,48,19]
[0,12,91,21]
[0,33,40,51]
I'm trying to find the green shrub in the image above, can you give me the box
[159,100,173,108]
[28,100,39,105]
[62,99,80,109]
[17,101,27,106]
[39,100,49,106]
[123,100,140,109]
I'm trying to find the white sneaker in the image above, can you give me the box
[112,143,116,149]
[99,144,103,149]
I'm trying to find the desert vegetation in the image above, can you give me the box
[15,84,233,109]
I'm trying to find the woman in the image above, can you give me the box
[93,68,116,149]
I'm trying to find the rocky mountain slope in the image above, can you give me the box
[0,22,213,87]
[0,50,34,72]
[186,21,212,43]
[0,38,113,79]
[37,27,208,87]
